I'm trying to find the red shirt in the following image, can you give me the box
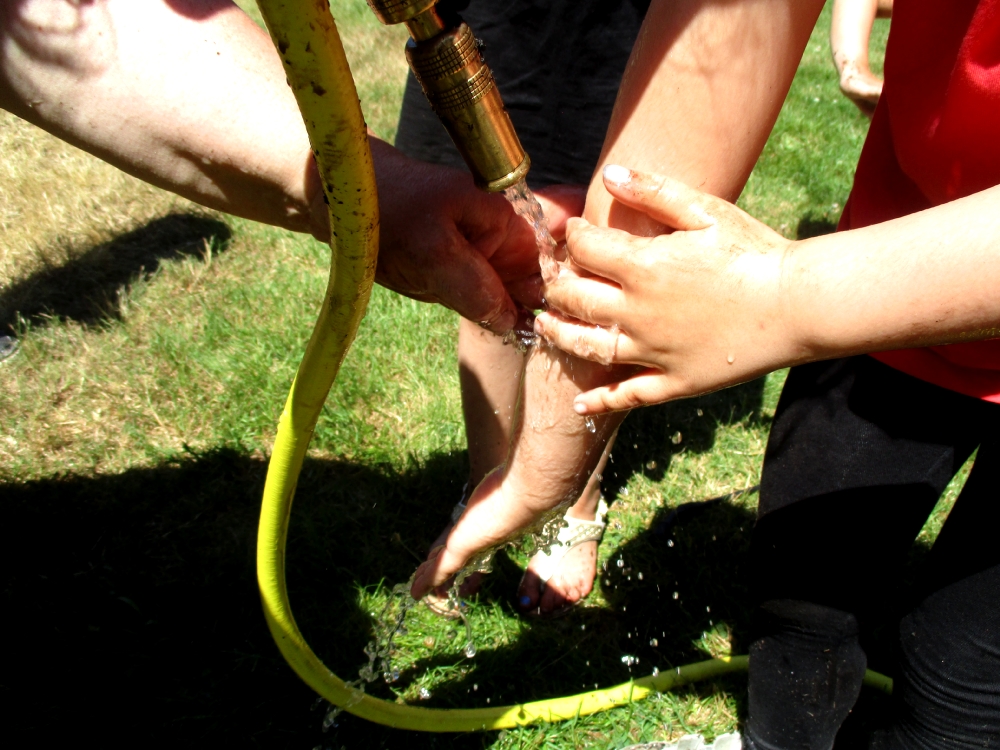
[840,0,1000,402]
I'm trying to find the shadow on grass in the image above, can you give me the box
[796,214,838,240]
[0,212,231,334]
[603,376,767,498]
[3,407,912,746]
[1,387,768,747]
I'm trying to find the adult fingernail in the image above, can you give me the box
[603,164,632,187]
[496,309,517,333]
[519,595,532,608]
[573,400,588,415]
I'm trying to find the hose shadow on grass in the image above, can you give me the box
[0,212,231,334]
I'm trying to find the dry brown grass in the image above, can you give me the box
[0,1,412,478]
[0,110,193,290]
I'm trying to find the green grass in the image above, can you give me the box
[0,2,948,748]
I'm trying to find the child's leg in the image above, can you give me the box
[458,318,524,489]
[442,318,616,613]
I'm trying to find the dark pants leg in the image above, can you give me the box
[744,357,996,750]
[873,440,1000,749]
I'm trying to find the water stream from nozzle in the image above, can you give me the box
[503,179,558,285]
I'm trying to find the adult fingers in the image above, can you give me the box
[427,241,519,334]
[534,311,638,367]
[573,370,679,415]
[602,165,724,232]
[506,274,544,310]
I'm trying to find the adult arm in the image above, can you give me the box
[411,0,826,597]
[538,168,1000,413]
[0,0,579,331]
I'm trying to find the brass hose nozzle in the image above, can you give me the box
[366,0,530,192]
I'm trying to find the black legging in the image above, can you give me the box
[746,356,1000,750]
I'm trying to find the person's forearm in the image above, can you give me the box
[503,0,825,506]
[587,0,825,229]
[788,184,1000,358]
[0,0,324,237]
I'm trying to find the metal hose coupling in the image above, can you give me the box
[366,0,530,192]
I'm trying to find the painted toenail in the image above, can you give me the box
[519,595,532,608]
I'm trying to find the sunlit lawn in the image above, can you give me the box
[2,2,964,748]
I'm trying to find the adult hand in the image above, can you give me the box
[535,165,803,414]
[361,138,584,334]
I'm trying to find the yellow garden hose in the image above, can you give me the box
[253,0,892,732]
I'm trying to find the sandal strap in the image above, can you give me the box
[532,497,608,583]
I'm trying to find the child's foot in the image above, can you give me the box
[516,498,607,617]
[839,64,883,118]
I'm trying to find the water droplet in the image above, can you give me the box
[584,416,596,433]
[671,431,683,445]
[580,623,586,630]
[616,558,625,568]
[322,706,342,731]
[465,642,477,658]
[706,605,711,613]
[652,666,660,677]
[697,408,704,417]
[649,638,658,647]
[473,683,478,691]
[672,591,679,600]
[637,572,644,580]
[419,687,431,700]
[646,460,657,470]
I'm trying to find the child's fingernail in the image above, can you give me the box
[603,164,632,187]
[573,400,588,415]
[519,595,532,608]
